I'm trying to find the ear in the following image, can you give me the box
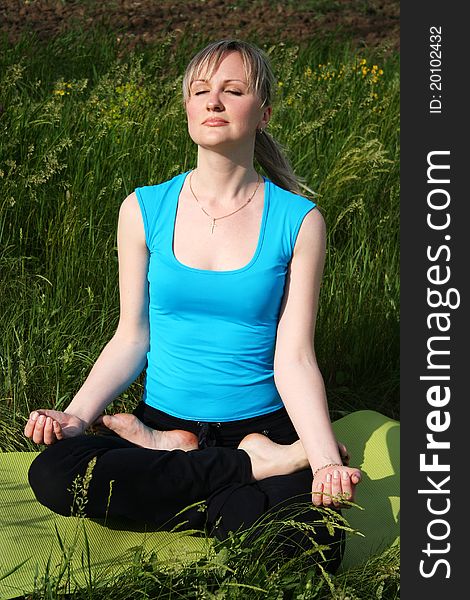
[259,105,272,130]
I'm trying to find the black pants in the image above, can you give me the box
[28,403,344,571]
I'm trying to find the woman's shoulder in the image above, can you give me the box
[266,179,318,232]
[267,178,316,211]
[131,172,189,242]
[135,171,189,197]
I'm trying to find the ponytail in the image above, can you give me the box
[254,129,303,195]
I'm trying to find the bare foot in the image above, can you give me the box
[237,434,309,480]
[96,414,199,451]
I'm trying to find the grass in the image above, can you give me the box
[8,495,399,599]
[0,26,400,599]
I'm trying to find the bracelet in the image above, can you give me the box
[312,463,343,479]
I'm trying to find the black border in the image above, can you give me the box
[401,2,467,595]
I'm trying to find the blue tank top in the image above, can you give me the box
[135,171,316,422]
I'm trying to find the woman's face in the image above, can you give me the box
[185,51,271,151]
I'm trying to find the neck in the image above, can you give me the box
[193,144,259,206]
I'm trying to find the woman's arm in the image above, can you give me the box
[25,192,150,444]
[273,207,361,506]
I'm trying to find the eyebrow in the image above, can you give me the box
[190,79,248,86]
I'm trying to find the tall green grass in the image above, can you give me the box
[0,27,399,599]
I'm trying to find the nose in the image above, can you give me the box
[206,90,224,111]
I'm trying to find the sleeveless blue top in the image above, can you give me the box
[135,171,316,422]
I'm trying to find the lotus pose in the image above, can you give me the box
[25,39,361,572]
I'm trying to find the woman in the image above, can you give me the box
[25,40,361,571]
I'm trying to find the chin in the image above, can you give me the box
[189,130,252,151]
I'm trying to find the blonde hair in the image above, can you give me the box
[182,39,302,195]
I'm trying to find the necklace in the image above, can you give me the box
[189,170,261,234]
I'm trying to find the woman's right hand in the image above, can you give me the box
[24,410,87,445]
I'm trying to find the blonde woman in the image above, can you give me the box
[25,40,361,571]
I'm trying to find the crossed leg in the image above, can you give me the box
[96,412,349,478]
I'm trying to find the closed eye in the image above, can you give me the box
[194,90,242,96]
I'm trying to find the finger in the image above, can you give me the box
[32,414,46,445]
[322,473,333,506]
[43,417,55,445]
[34,409,51,418]
[312,480,324,507]
[351,470,362,485]
[24,412,39,438]
[331,469,343,507]
[338,442,350,465]
[37,408,60,419]
[340,470,353,505]
[53,420,64,440]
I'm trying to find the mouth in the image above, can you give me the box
[202,118,229,126]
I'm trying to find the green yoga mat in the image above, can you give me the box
[0,410,399,599]
[333,409,400,567]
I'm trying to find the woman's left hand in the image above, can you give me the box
[312,465,362,509]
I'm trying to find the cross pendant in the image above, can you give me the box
[211,219,216,234]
